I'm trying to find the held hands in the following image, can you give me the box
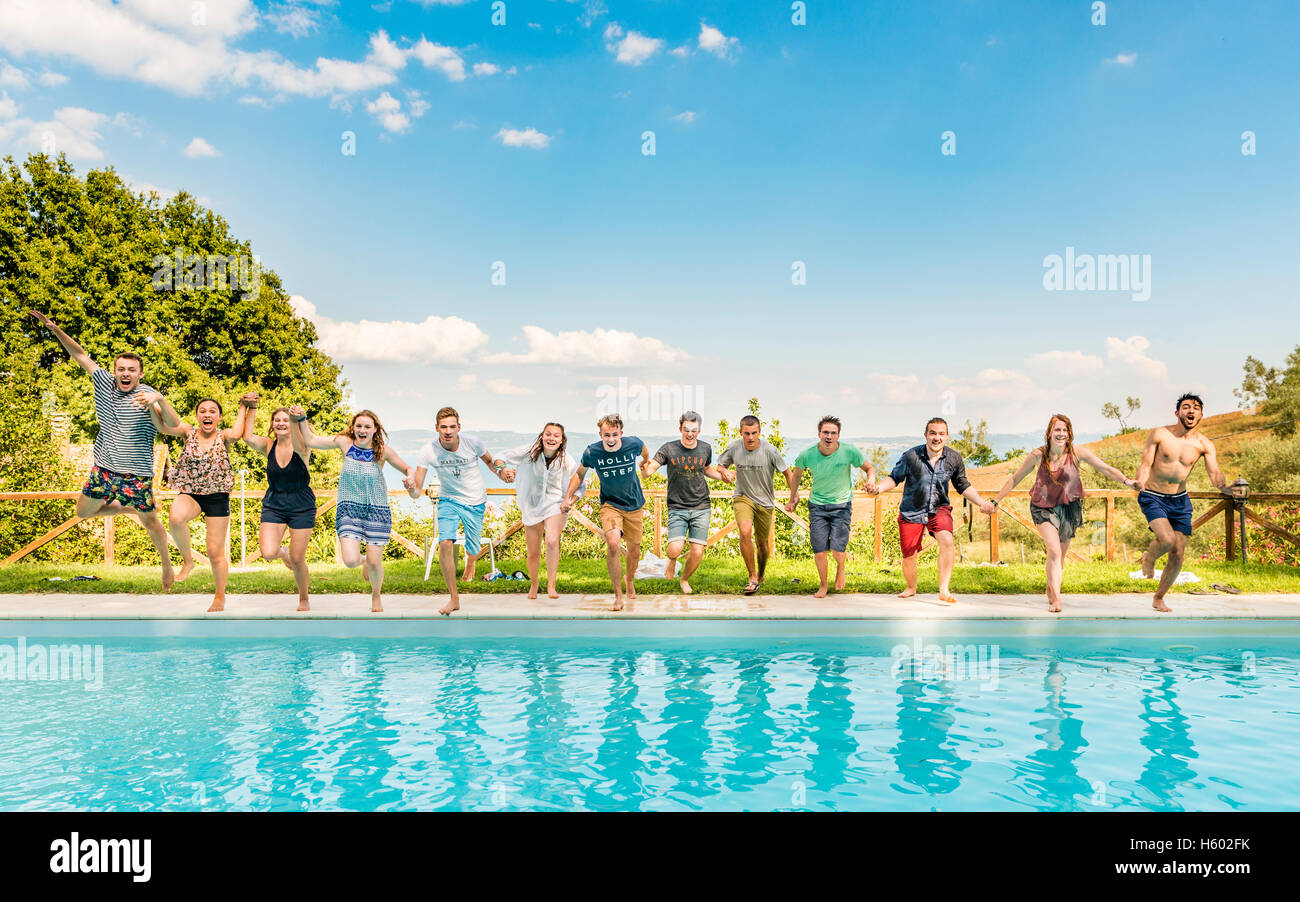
[287,404,307,421]
[784,494,798,513]
[402,472,418,491]
[501,467,517,483]
[979,501,996,516]
[1125,477,1140,490]
[132,391,163,409]
[239,391,260,408]
[717,469,735,485]
[561,494,574,513]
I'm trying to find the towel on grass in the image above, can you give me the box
[1128,569,1201,584]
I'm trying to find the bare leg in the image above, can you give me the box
[462,548,481,582]
[75,494,111,520]
[205,516,230,612]
[624,545,640,602]
[524,523,542,599]
[738,521,757,580]
[757,519,773,581]
[664,538,683,580]
[287,527,312,611]
[899,553,918,598]
[137,511,175,590]
[1037,522,1064,613]
[814,551,829,597]
[168,494,201,583]
[339,536,363,569]
[366,544,384,612]
[604,530,624,610]
[1143,519,1177,611]
[680,542,704,595]
[438,539,460,615]
[832,550,847,591]
[936,531,956,601]
[258,522,293,572]
[1153,531,1188,613]
[544,514,564,598]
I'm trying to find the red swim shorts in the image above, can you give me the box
[898,506,954,557]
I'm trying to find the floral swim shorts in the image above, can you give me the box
[82,465,156,513]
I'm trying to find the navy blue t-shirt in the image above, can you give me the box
[581,437,646,512]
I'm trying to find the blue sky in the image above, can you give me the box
[1,0,1296,437]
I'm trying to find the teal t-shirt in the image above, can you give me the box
[795,443,865,505]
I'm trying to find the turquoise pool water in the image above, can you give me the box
[2,636,1297,811]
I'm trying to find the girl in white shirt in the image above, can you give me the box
[497,423,587,598]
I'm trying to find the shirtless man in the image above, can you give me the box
[1136,393,1243,612]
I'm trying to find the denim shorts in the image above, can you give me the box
[666,508,710,545]
[809,502,852,553]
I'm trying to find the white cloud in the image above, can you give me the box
[405,90,429,118]
[0,105,120,160]
[486,378,533,396]
[367,29,407,70]
[118,0,258,39]
[39,71,69,86]
[183,137,220,158]
[456,374,477,391]
[866,372,928,406]
[672,110,696,124]
[0,91,17,119]
[0,60,28,89]
[1026,349,1104,377]
[1105,52,1138,66]
[1105,335,1167,381]
[669,45,690,58]
[409,38,466,81]
[698,22,739,59]
[365,91,409,133]
[238,95,273,108]
[495,126,551,149]
[266,3,323,38]
[604,23,663,66]
[291,295,490,364]
[473,62,500,76]
[483,325,688,366]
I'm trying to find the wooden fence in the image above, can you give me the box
[2,486,1298,567]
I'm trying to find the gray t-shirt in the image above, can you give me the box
[718,439,786,508]
[653,439,712,510]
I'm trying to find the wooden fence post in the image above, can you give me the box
[989,508,1000,562]
[1224,501,1235,561]
[1105,496,1115,562]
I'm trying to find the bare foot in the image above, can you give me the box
[625,578,637,600]
[663,561,676,579]
[1048,601,1062,613]
[462,564,476,582]
[897,588,917,598]
[439,597,460,616]
[528,582,539,599]
[371,596,383,613]
[161,564,176,591]
[1153,596,1171,613]
[207,595,226,613]
[611,595,625,612]
[279,551,293,571]
[834,573,847,591]
[1139,550,1155,579]
[297,595,310,612]
[939,591,957,604]
[814,584,829,598]
[680,579,693,595]
[176,559,195,583]
[547,585,559,599]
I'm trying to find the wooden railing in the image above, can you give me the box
[2,487,1298,566]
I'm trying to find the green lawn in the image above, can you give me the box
[2,557,1297,596]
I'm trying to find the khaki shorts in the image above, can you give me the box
[733,495,774,544]
[600,504,644,550]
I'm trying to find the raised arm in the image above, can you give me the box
[29,309,97,374]
[286,405,312,463]
[242,405,270,454]
[224,394,257,444]
[993,449,1042,503]
[297,415,346,451]
[142,392,190,438]
[1076,447,1138,489]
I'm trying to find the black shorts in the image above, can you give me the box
[183,492,230,518]
[261,506,316,530]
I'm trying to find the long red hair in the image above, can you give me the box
[1039,414,1076,479]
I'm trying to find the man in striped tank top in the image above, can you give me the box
[29,310,176,589]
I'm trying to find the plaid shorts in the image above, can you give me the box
[82,465,156,513]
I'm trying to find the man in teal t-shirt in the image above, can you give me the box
[786,415,877,597]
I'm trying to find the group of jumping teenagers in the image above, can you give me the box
[30,308,1246,615]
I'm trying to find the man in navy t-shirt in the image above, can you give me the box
[564,414,650,611]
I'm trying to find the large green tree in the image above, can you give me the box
[0,153,348,480]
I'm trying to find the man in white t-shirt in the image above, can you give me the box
[407,406,513,615]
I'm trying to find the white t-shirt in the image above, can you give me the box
[416,432,488,505]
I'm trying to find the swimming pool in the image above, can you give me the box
[2,633,1297,811]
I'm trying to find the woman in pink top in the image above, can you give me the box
[994,414,1137,612]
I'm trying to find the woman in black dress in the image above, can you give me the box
[243,401,317,611]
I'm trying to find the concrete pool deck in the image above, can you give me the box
[0,591,1295,620]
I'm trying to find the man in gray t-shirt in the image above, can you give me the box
[641,411,725,594]
[716,415,795,594]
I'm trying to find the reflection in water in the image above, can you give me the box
[890,675,969,797]
[1137,663,1198,811]
[1,639,1294,811]
[1020,658,1090,810]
